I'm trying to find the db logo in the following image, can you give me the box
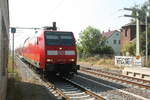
[58,51,65,55]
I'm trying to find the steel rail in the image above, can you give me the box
[81,66,150,84]
[64,78,105,100]
[80,68,150,90]
[43,81,71,100]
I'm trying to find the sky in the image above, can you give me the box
[9,0,146,49]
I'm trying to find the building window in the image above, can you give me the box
[119,40,120,44]
[113,40,116,44]
[125,29,127,37]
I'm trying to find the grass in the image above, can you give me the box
[79,57,124,70]
[79,56,150,70]
[144,65,150,68]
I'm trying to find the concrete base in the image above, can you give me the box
[123,67,150,80]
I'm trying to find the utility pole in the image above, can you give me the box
[145,11,148,66]
[11,28,16,73]
[145,0,150,66]
[136,12,140,56]
[124,8,140,56]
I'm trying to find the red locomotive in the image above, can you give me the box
[21,22,79,76]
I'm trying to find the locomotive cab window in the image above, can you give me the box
[45,31,75,46]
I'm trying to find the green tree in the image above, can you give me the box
[122,42,136,56]
[140,26,150,55]
[131,3,150,23]
[78,26,114,57]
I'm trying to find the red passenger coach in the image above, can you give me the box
[22,24,79,76]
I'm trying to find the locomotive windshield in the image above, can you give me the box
[45,31,75,46]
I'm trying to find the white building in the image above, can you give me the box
[102,30,121,55]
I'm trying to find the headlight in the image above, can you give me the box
[70,59,75,62]
[47,59,53,62]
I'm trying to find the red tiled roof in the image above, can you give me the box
[102,30,119,38]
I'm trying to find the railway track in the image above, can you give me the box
[16,57,105,100]
[80,66,150,90]
[54,77,105,100]
[71,73,150,100]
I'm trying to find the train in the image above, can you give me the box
[18,22,79,76]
